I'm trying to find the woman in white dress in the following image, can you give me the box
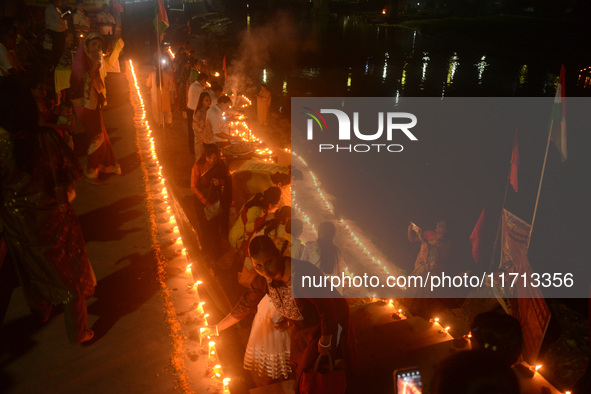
[243,295,291,381]
[243,206,293,383]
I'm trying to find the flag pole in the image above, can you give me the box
[156,17,164,132]
[489,128,519,272]
[527,120,553,251]
[488,155,512,273]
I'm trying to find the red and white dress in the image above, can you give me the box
[243,295,291,379]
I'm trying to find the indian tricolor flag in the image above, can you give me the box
[550,64,567,162]
[154,0,169,35]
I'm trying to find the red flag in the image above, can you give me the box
[222,56,227,82]
[510,129,519,193]
[153,0,169,35]
[469,208,486,263]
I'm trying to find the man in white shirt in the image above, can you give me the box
[208,82,243,117]
[206,95,239,144]
[45,0,68,67]
[186,73,209,154]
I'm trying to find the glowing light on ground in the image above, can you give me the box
[127,60,231,391]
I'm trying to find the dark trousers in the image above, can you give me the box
[186,108,195,155]
[49,30,66,67]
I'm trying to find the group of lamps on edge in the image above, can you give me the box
[386,299,405,320]
[227,113,276,163]
[128,60,230,393]
[428,317,451,335]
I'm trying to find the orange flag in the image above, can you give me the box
[510,129,519,193]
[469,208,486,263]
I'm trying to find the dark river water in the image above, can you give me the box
[226,12,571,107]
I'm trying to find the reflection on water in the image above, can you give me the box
[475,56,488,85]
[518,64,528,87]
[446,52,460,86]
[347,67,352,92]
[247,16,566,99]
[382,52,389,83]
[420,52,429,90]
[401,61,408,90]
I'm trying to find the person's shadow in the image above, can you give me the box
[85,252,160,343]
[77,196,144,242]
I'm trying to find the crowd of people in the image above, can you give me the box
[178,86,357,388]
[0,1,126,344]
[1,1,122,182]
[1,5,575,392]
[179,86,537,391]
[145,43,275,162]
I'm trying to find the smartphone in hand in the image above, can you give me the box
[394,367,422,393]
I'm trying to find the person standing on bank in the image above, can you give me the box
[301,221,341,277]
[406,219,451,317]
[408,219,451,276]
[186,73,209,155]
[192,91,212,159]
[70,33,121,183]
[0,77,96,343]
[257,84,271,126]
[190,144,231,262]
